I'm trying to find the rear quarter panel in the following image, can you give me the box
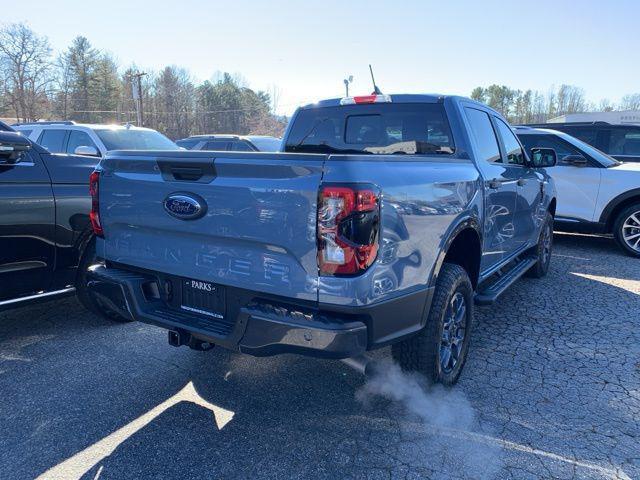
[319,155,482,306]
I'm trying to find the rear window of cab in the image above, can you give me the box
[285,103,455,155]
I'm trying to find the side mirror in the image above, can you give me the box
[74,145,100,157]
[530,148,557,168]
[0,131,31,165]
[561,154,588,166]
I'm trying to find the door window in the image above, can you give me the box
[464,108,501,164]
[37,129,68,153]
[517,134,582,163]
[562,127,598,146]
[494,118,525,166]
[203,140,230,150]
[66,130,98,154]
[231,141,254,151]
[608,128,640,156]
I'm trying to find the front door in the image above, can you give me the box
[463,106,517,272]
[0,149,55,301]
[518,133,602,222]
[493,117,544,249]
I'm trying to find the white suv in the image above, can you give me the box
[516,126,640,257]
[13,121,179,157]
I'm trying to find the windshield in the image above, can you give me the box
[95,128,179,151]
[248,137,282,152]
[285,103,455,155]
[557,131,620,167]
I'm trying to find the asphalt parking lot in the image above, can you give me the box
[1,233,638,480]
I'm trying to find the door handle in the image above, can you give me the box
[488,179,502,189]
[517,178,527,186]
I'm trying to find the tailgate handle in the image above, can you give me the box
[170,167,203,181]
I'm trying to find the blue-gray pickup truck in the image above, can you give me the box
[87,94,557,384]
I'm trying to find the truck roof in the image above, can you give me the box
[300,93,487,110]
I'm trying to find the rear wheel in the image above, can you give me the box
[613,203,640,258]
[392,263,473,385]
[526,212,554,278]
[76,238,133,322]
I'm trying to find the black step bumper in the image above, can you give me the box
[86,263,432,359]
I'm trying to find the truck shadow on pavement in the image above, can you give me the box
[0,234,638,480]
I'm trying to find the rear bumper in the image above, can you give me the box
[87,263,432,359]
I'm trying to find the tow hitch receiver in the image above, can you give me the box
[168,330,214,351]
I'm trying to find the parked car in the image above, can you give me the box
[13,121,180,157]
[176,134,282,152]
[0,125,129,319]
[522,121,640,163]
[86,94,557,385]
[515,126,640,257]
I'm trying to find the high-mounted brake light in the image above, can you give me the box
[340,94,392,105]
[317,184,380,276]
[89,170,103,237]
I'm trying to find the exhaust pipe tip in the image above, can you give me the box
[341,354,380,377]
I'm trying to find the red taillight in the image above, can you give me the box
[89,170,103,237]
[317,184,380,276]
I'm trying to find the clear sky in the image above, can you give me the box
[4,0,639,115]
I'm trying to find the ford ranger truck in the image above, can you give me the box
[87,94,557,384]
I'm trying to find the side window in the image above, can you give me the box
[564,127,598,146]
[18,129,33,138]
[608,129,640,156]
[66,130,97,154]
[231,141,254,151]
[494,118,525,166]
[517,134,581,163]
[464,107,501,164]
[203,140,230,151]
[176,139,200,149]
[37,129,68,153]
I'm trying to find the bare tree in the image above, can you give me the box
[0,23,52,122]
[620,94,640,111]
[151,66,194,138]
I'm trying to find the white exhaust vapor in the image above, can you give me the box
[355,358,502,479]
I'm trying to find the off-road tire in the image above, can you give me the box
[613,203,640,258]
[526,212,554,278]
[392,263,473,386]
[75,238,133,322]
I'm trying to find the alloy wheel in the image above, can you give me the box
[439,291,467,374]
[622,211,640,253]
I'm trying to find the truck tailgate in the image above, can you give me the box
[98,151,325,302]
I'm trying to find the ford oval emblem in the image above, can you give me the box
[163,193,207,220]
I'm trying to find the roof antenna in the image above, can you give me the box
[369,64,382,95]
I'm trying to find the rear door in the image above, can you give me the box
[0,149,55,300]
[98,152,325,301]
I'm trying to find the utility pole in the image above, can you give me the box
[129,72,147,126]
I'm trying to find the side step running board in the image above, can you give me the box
[474,256,537,305]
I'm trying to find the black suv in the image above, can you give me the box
[176,134,281,152]
[0,122,127,321]
[522,122,640,163]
